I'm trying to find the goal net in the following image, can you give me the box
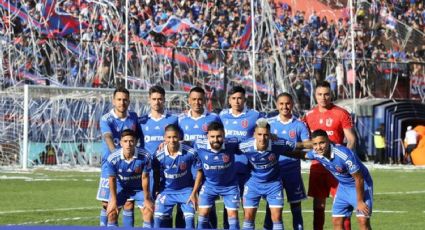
[0,85,187,168]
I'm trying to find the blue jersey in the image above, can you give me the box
[195,138,240,187]
[106,148,151,191]
[268,115,310,170]
[179,110,221,141]
[99,110,139,163]
[139,113,179,155]
[306,145,373,187]
[239,138,296,183]
[154,144,200,193]
[219,108,263,173]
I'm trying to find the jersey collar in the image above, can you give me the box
[111,109,130,120]
[148,112,166,121]
[187,109,207,120]
[164,144,183,158]
[120,148,137,162]
[207,142,225,153]
[229,107,248,117]
[253,139,272,152]
[277,115,295,124]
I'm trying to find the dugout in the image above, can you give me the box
[373,100,425,163]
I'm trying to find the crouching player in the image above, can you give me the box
[195,121,241,229]
[106,129,154,227]
[239,118,310,230]
[153,124,203,228]
[287,129,373,230]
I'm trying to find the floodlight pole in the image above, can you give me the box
[124,0,129,88]
[250,0,256,109]
[23,85,29,170]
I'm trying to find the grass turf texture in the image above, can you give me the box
[0,167,424,229]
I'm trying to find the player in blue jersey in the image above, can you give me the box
[97,87,139,227]
[264,93,310,230]
[286,130,373,230]
[178,86,221,228]
[153,124,203,229]
[106,129,154,228]
[219,86,262,228]
[139,85,179,155]
[239,118,310,230]
[195,121,241,230]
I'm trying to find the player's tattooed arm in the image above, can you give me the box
[188,170,203,210]
[107,176,118,216]
[353,171,369,216]
[142,172,154,212]
[104,133,116,152]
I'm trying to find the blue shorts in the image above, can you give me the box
[332,183,373,218]
[281,169,307,203]
[96,176,110,202]
[113,188,145,208]
[154,189,195,218]
[199,184,240,210]
[243,180,284,208]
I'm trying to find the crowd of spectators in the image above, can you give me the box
[0,0,424,100]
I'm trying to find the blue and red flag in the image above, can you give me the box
[239,16,252,50]
[152,16,201,36]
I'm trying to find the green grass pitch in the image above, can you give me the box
[0,166,424,229]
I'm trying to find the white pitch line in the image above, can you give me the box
[10,216,96,225]
[0,206,98,215]
[375,190,425,195]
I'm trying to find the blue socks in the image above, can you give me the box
[122,209,134,227]
[198,215,209,229]
[107,221,118,227]
[273,221,284,230]
[243,220,254,230]
[228,217,240,229]
[100,209,108,226]
[184,213,195,229]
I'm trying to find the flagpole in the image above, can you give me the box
[349,0,356,114]
[124,0,129,88]
[250,0,256,109]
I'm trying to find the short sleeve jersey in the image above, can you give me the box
[219,108,263,173]
[99,110,139,163]
[106,148,151,191]
[139,113,178,155]
[306,144,372,187]
[268,115,310,170]
[154,144,200,193]
[194,138,239,187]
[304,104,353,145]
[178,110,221,141]
[239,138,296,183]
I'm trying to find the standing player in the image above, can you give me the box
[138,85,179,212]
[286,130,373,230]
[239,118,309,230]
[265,93,310,230]
[178,86,221,228]
[304,81,356,230]
[219,86,262,228]
[97,87,139,227]
[139,85,179,155]
[195,121,241,230]
[153,124,202,229]
[106,129,154,227]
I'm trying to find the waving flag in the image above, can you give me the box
[152,16,201,36]
[239,16,252,50]
[42,0,87,36]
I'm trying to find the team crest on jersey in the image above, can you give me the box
[222,154,230,163]
[268,154,276,162]
[131,124,136,131]
[325,118,333,127]
[289,130,296,138]
[241,119,248,128]
[335,166,343,173]
[180,162,187,171]
[202,124,208,132]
